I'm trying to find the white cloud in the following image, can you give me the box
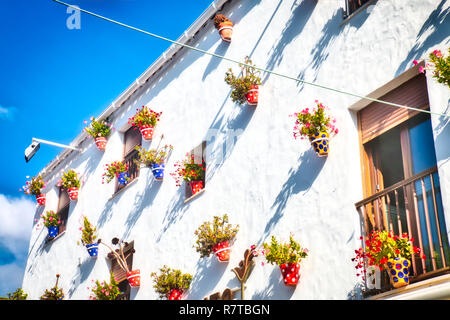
[0,194,35,297]
[0,105,17,121]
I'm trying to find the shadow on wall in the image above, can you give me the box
[395,0,449,76]
[67,256,96,298]
[188,256,229,299]
[434,105,450,164]
[262,0,317,83]
[258,148,326,244]
[252,266,296,300]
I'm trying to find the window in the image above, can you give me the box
[185,141,207,201]
[116,127,142,193]
[343,0,373,18]
[110,241,134,300]
[356,74,450,292]
[56,186,70,236]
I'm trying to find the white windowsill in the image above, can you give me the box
[184,188,206,204]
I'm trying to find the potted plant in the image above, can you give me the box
[261,235,308,287]
[78,216,99,257]
[40,274,64,300]
[194,214,239,262]
[135,144,173,181]
[0,288,28,300]
[84,117,112,151]
[21,175,46,206]
[88,272,123,300]
[291,100,338,157]
[214,14,233,42]
[225,56,261,106]
[102,161,130,186]
[352,230,426,289]
[100,237,140,287]
[151,266,193,300]
[40,210,61,238]
[170,153,206,196]
[414,47,449,89]
[128,106,162,140]
[60,169,81,200]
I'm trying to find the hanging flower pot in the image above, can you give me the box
[386,257,411,288]
[40,210,61,239]
[117,172,130,186]
[214,14,233,42]
[94,137,108,151]
[151,163,165,180]
[67,187,79,200]
[48,226,59,238]
[168,288,183,300]
[309,131,330,157]
[86,243,99,257]
[212,240,231,262]
[127,269,141,287]
[246,85,259,106]
[140,125,154,140]
[280,262,301,287]
[36,194,46,206]
[189,180,204,195]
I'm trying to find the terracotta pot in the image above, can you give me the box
[189,180,204,195]
[212,241,231,262]
[94,137,107,151]
[309,132,329,157]
[127,269,141,287]
[140,125,154,140]
[218,21,233,42]
[36,194,46,206]
[67,187,79,200]
[386,257,411,288]
[279,262,300,287]
[246,85,259,105]
[168,288,183,300]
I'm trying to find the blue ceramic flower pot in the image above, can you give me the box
[86,243,99,257]
[48,226,59,238]
[118,172,130,186]
[151,163,165,180]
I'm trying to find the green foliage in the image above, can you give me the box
[0,288,28,300]
[40,275,64,300]
[263,235,308,266]
[150,266,193,299]
[21,175,45,196]
[40,210,60,228]
[135,144,173,167]
[102,161,129,184]
[128,106,162,128]
[79,216,98,246]
[428,48,450,88]
[194,214,239,258]
[89,272,122,300]
[171,153,205,186]
[224,56,261,105]
[60,169,81,189]
[292,101,338,139]
[84,117,112,138]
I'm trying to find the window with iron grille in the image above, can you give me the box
[185,141,207,200]
[115,127,142,193]
[343,0,372,18]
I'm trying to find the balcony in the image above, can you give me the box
[355,166,450,296]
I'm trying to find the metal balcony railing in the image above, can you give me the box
[355,166,450,293]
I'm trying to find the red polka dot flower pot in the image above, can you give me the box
[128,106,161,141]
[280,263,301,286]
[189,180,204,196]
[139,125,154,141]
[84,117,112,150]
[246,85,259,106]
[212,241,231,262]
[151,266,193,300]
[67,187,79,200]
[36,194,46,206]
[94,137,107,151]
[127,269,141,287]
[168,288,183,300]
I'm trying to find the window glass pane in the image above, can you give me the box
[409,118,437,175]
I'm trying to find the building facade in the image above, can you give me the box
[22,0,450,300]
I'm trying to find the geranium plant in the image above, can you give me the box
[40,274,64,300]
[225,56,261,105]
[41,210,60,228]
[151,266,193,300]
[170,153,206,194]
[21,175,46,205]
[128,106,162,140]
[59,169,81,200]
[135,144,173,167]
[84,117,112,139]
[88,272,122,300]
[102,161,129,184]
[414,47,450,88]
[194,214,239,261]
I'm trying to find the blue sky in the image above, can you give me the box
[0,0,212,297]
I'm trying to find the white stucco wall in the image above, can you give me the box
[22,0,450,300]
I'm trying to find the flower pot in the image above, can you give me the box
[386,257,411,288]
[168,288,183,300]
[48,226,59,238]
[86,243,99,257]
[212,241,231,262]
[218,21,233,42]
[94,137,107,151]
[189,180,204,195]
[139,125,154,140]
[36,194,46,206]
[67,187,79,200]
[279,262,300,287]
[127,269,141,287]
[309,132,329,157]
[151,163,165,181]
[246,85,259,105]
[117,172,130,186]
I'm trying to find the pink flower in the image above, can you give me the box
[413,60,419,65]
[419,66,425,73]
[432,49,442,58]
[305,123,311,128]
